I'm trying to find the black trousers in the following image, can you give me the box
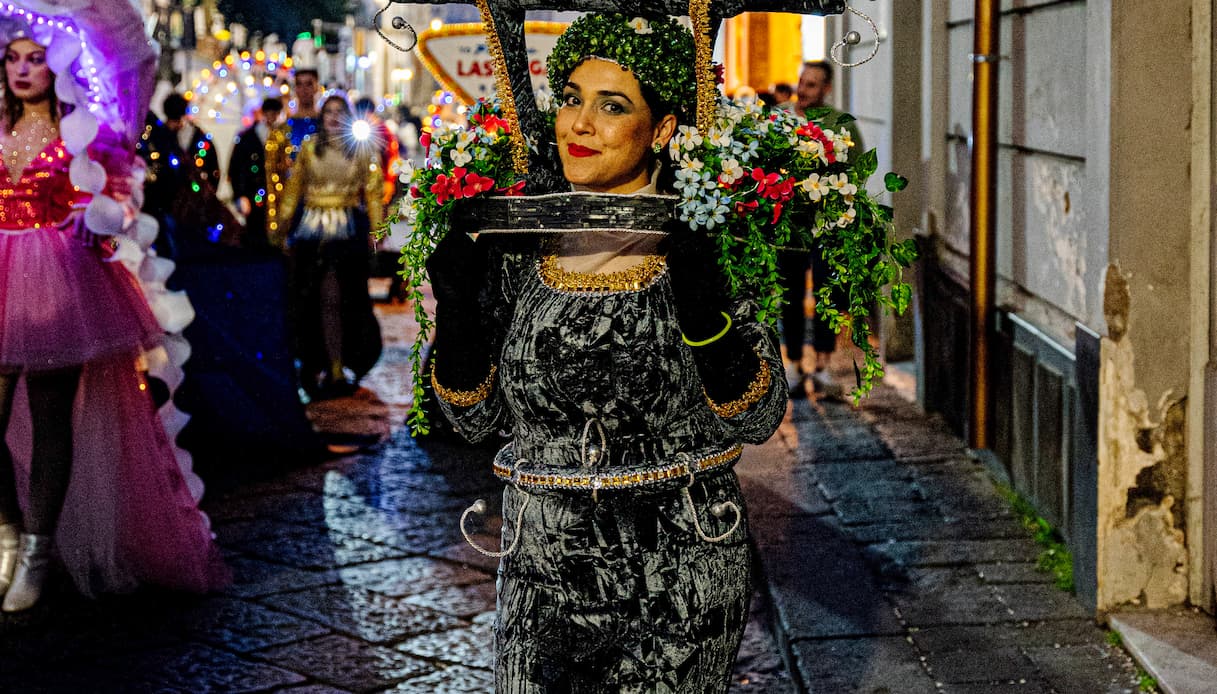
[778,243,840,363]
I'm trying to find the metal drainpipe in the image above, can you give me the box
[968,0,1000,450]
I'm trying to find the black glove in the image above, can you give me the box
[426,231,494,390]
[665,230,762,403]
[426,229,487,312]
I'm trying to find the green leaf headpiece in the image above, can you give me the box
[547,13,697,123]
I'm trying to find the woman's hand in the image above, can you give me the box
[426,230,495,391]
[665,229,732,340]
[426,230,487,311]
[666,229,766,406]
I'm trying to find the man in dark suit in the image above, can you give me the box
[228,97,284,250]
[138,92,238,257]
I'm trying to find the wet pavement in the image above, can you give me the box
[0,304,1146,693]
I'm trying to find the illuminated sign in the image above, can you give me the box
[415,22,566,104]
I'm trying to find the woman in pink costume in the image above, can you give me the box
[0,8,226,612]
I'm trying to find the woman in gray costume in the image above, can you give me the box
[426,13,786,692]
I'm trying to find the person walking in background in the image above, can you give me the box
[137,92,241,256]
[162,92,220,187]
[266,68,321,243]
[353,96,399,206]
[285,68,320,148]
[277,93,383,399]
[778,60,863,397]
[772,81,794,109]
[228,97,284,250]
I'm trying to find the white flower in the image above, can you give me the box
[707,127,733,149]
[731,137,759,160]
[796,138,825,161]
[398,196,418,223]
[837,206,857,228]
[628,17,653,34]
[396,158,416,184]
[679,157,705,173]
[832,130,854,161]
[800,173,828,202]
[450,148,472,167]
[675,125,703,149]
[718,158,745,185]
[828,173,858,197]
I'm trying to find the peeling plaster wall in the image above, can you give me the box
[1091,0,1195,611]
[1097,267,1189,609]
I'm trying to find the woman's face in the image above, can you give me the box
[4,38,51,105]
[321,97,350,137]
[555,59,676,194]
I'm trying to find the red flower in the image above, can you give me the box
[461,172,497,197]
[796,122,836,164]
[796,122,825,140]
[751,168,782,197]
[473,113,511,134]
[734,199,758,216]
[420,131,431,150]
[767,178,795,202]
[499,180,527,196]
[772,202,784,225]
[429,174,457,204]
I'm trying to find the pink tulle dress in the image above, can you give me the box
[0,137,228,596]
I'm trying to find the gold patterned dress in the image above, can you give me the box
[277,139,384,385]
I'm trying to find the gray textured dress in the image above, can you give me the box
[439,237,786,693]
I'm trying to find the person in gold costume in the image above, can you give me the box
[277,93,384,398]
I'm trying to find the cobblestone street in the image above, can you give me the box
[0,305,1148,692]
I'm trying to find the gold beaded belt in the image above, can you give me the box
[493,444,743,492]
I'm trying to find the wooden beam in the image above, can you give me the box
[387,0,845,18]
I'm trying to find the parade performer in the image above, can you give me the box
[425,14,785,691]
[266,68,320,243]
[278,93,384,398]
[0,3,226,612]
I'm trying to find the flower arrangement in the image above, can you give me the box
[388,100,525,434]
[383,96,917,434]
[669,98,917,399]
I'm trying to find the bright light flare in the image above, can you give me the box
[351,119,372,142]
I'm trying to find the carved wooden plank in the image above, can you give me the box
[386,0,845,17]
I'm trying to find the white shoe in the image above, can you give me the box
[810,369,845,400]
[784,364,805,396]
[0,524,18,598]
[2,534,52,613]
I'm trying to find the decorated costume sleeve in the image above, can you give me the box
[264,125,292,245]
[430,246,522,442]
[699,299,786,443]
[276,138,309,235]
[362,151,384,229]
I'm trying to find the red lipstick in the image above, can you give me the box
[567,143,599,158]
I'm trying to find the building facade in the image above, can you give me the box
[834,0,1214,614]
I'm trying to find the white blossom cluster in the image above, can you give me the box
[668,99,861,233]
